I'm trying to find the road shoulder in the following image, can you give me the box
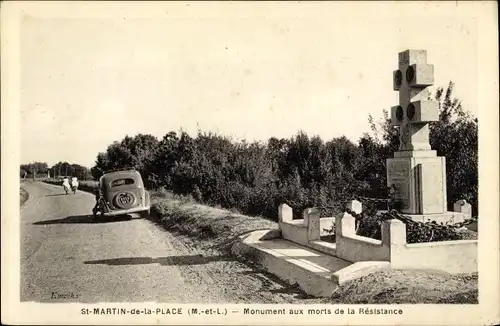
[20,185,29,206]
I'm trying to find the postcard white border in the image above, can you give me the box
[2,1,499,325]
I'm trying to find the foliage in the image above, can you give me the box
[356,213,462,244]
[42,178,98,193]
[429,82,478,214]
[20,162,49,178]
[88,81,478,228]
[90,134,159,186]
[20,162,93,180]
[49,162,92,180]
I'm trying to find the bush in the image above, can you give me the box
[356,213,463,244]
[87,82,477,223]
[42,178,98,194]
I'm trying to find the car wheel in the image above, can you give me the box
[139,210,149,218]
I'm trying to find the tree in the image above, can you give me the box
[86,81,477,222]
[90,153,110,180]
[148,131,180,188]
[90,134,159,184]
[48,162,91,179]
[429,82,478,213]
[20,162,49,179]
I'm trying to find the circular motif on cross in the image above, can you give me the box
[406,103,416,120]
[395,106,404,121]
[406,66,415,83]
[394,70,402,87]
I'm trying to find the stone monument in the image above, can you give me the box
[387,49,467,223]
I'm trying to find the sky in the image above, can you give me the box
[18,2,485,168]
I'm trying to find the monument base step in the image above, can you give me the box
[231,229,391,297]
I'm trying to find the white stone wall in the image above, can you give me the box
[280,222,309,246]
[389,227,477,273]
[277,200,478,274]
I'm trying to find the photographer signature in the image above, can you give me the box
[50,291,81,300]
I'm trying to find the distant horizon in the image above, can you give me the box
[20,125,377,168]
[19,124,378,168]
[20,100,475,169]
[19,2,481,168]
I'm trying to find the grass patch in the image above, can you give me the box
[149,195,278,252]
[331,269,478,304]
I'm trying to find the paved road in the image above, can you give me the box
[21,182,304,303]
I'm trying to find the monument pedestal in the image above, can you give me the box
[386,150,457,223]
[387,151,447,215]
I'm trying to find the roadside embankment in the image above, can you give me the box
[149,193,279,252]
[20,186,29,206]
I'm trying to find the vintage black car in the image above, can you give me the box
[92,169,150,218]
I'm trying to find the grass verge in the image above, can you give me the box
[149,192,278,252]
[20,187,29,206]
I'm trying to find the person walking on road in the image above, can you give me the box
[62,177,71,195]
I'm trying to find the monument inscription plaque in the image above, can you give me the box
[387,160,411,209]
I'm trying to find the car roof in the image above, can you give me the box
[100,170,141,182]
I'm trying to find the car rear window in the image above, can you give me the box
[110,178,135,187]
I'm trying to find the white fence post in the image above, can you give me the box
[381,219,407,247]
[454,199,472,219]
[278,203,293,223]
[305,208,321,241]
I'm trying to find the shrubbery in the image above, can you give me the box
[88,82,477,225]
[43,178,98,194]
[355,213,463,244]
[321,201,465,243]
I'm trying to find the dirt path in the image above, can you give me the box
[21,182,316,303]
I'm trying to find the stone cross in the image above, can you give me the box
[391,50,440,152]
